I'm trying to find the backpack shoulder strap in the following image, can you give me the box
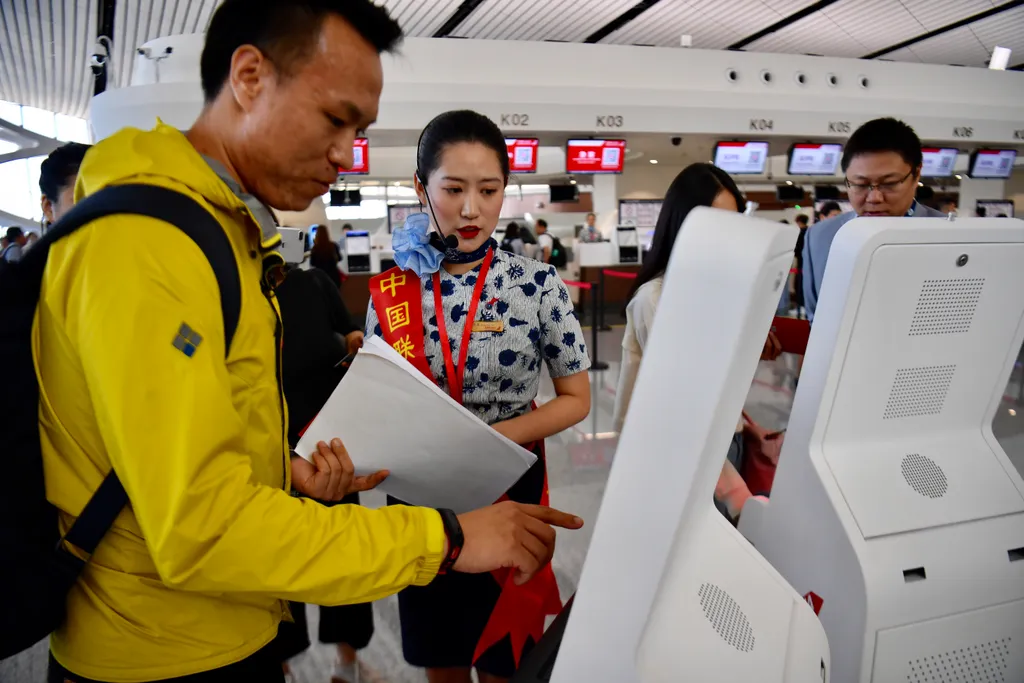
[52,183,241,565]
[45,183,241,351]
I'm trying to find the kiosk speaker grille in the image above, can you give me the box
[901,453,948,498]
[697,582,755,652]
[883,365,956,420]
[909,278,984,336]
[906,637,1012,682]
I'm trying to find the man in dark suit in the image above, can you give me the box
[803,118,946,320]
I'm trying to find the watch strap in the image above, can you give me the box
[436,508,464,574]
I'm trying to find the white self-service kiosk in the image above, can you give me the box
[540,208,830,683]
[741,216,1024,683]
[343,230,372,273]
[616,224,641,264]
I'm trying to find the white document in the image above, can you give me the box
[295,336,538,513]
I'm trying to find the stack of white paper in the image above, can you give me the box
[295,336,538,513]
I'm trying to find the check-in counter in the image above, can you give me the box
[574,242,642,319]
[338,249,397,318]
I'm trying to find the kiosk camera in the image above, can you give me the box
[740,216,1024,682]
[548,208,830,683]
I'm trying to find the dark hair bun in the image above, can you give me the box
[416,110,510,185]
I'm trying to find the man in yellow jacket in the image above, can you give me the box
[34,1,582,681]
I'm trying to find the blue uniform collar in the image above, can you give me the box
[906,200,918,217]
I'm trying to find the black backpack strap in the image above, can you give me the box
[51,183,241,568]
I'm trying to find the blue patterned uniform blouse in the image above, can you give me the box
[366,250,591,426]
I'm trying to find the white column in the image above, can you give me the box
[591,173,619,238]
[957,177,1006,217]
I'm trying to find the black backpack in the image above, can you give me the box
[0,184,241,659]
[549,235,568,269]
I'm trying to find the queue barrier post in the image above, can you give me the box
[589,280,609,372]
[597,270,612,332]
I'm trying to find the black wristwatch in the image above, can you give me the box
[436,508,464,575]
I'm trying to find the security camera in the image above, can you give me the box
[89,41,109,76]
[671,136,682,147]
[138,46,173,58]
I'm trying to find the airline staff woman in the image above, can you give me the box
[366,110,591,683]
[613,163,781,521]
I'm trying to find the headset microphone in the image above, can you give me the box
[430,232,459,251]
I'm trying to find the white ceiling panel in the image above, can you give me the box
[0,0,98,118]
[747,0,925,57]
[970,5,1024,62]
[602,0,809,49]
[0,0,1014,120]
[746,8,866,57]
[902,26,990,66]
[903,0,999,32]
[377,0,465,37]
[900,6,1024,67]
[453,0,639,42]
[881,47,923,63]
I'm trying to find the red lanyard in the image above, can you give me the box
[431,249,494,405]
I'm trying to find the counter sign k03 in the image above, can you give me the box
[566,139,626,174]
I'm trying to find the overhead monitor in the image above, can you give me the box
[968,149,1017,179]
[920,147,959,177]
[713,141,769,175]
[506,138,539,174]
[338,138,369,175]
[565,139,626,174]
[787,143,843,176]
[549,184,580,203]
[330,189,362,206]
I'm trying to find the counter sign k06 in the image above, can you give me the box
[566,139,626,174]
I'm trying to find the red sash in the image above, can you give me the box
[473,437,562,668]
[370,259,562,669]
[368,267,433,379]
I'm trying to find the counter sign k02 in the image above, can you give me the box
[338,137,369,175]
[566,139,626,174]
[506,138,538,173]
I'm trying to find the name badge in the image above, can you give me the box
[472,320,504,333]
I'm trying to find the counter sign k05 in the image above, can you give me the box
[566,139,626,174]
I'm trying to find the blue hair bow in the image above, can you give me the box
[392,212,444,277]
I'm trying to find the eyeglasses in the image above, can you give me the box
[844,170,914,196]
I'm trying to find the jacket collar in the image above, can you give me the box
[200,155,281,251]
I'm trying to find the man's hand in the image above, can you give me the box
[761,330,782,361]
[345,331,365,356]
[453,501,584,585]
[290,438,388,502]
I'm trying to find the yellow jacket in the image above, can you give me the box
[34,122,444,682]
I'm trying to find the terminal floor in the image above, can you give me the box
[4,327,1023,683]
